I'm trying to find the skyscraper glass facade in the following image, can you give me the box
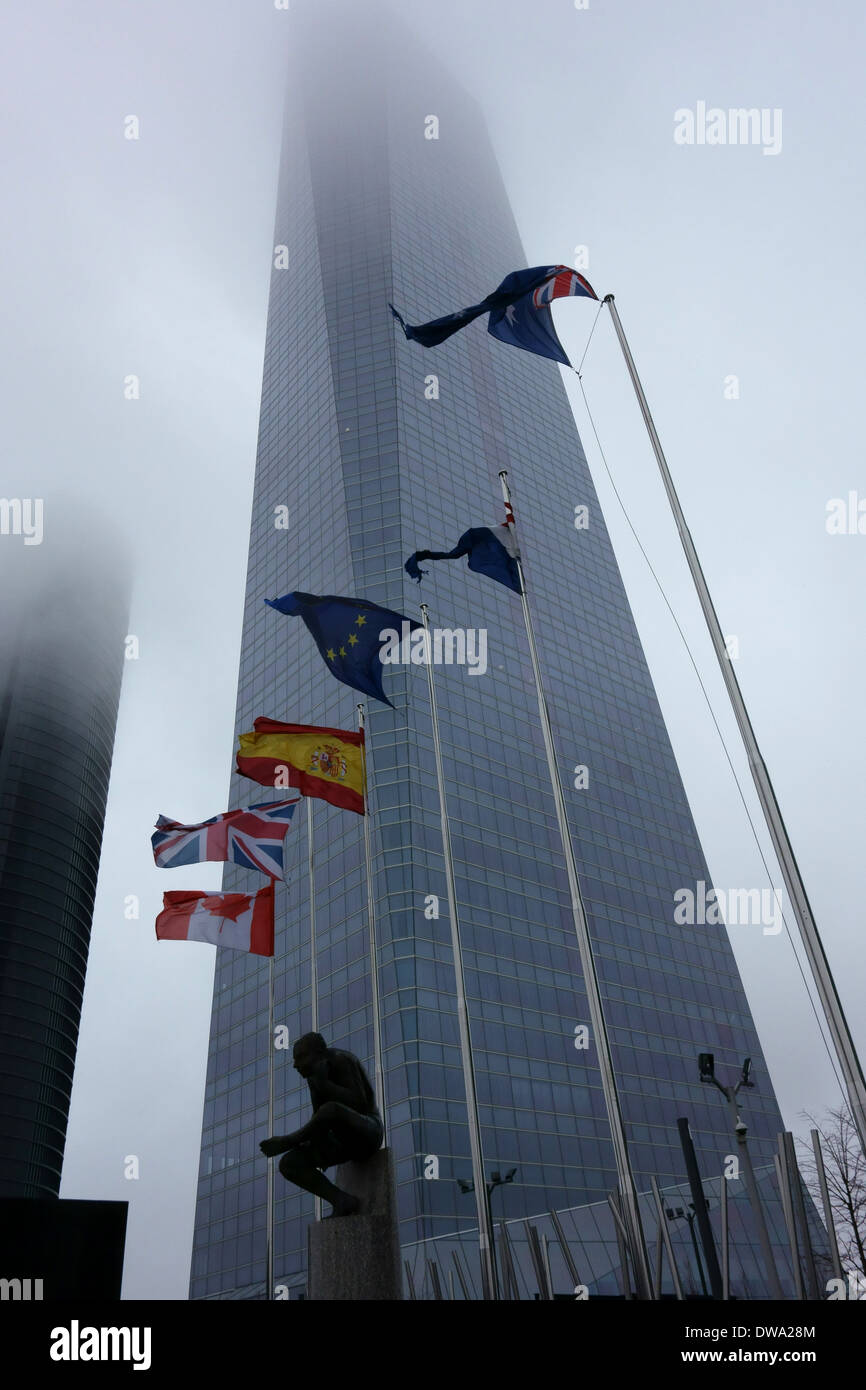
[190,0,802,1298]
[0,517,128,1198]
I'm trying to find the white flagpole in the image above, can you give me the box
[266,953,275,1300]
[602,293,866,1156]
[357,704,385,1129]
[266,828,294,1301]
[498,470,654,1300]
[307,797,322,1223]
[262,811,296,1295]
[308,797,317,1033]
[419,602,499,1301]
[810,1127,844,1282]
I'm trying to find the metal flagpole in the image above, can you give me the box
[775,1146,805,1299]
[498,1220,519,1300]
[650,1176,685,1300]
[307,798,321,1222]
[676,1115,723,1298]
[451,1249,471,1301]
[419,602,499,1301]
[266,954,275,1300]
[608,1193,634,1298]
[654,1221,664,1300]
[265,827,296,1300]
[810,1128,844,1283]
[548,1208,583,1293]
[525,1221,552,1299]
[541,1233,554,1301]
[498,470,654,1300]
[783,1130,820,1299]
[308,797,317,1032]
[357,704,385,1128]
[603,293,866,1155]
[720,1173,730,1301]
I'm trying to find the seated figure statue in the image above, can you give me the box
[260,1031,383,1217]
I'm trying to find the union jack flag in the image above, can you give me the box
[152,800,300,877]
[531,266,597,308]
[391,262,597,369]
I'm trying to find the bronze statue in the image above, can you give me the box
[260,1032,382,1216]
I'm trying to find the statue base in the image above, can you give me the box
[307,1146,402,1300]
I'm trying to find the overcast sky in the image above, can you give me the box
[2,0,863,1298]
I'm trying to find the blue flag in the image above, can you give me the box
[405,522,522,595]
[390,264,597,367]
[264,592,422,708]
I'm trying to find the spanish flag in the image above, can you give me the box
[236,719,365,815]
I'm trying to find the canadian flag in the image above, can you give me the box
[156,882,274,957]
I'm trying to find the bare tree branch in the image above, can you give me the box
[797,1105,866,1284]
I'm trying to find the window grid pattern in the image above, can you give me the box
[189,5,794,1299]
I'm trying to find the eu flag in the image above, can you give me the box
[390,264,597,367]
[264,592,421,708]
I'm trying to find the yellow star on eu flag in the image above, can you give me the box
[263,591,421,708]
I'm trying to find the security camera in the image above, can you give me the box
[735,1118,747,1136]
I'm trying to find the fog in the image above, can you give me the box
[1,0,862,1297]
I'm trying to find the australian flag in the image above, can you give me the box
[390,264,597,367]
[405,518,522,594]
[264,592,422,707]
[152,800,300,877]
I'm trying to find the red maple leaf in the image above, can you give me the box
[202,894,249,923]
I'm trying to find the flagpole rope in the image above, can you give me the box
[575,299,605,378]
[573,366,845,1099]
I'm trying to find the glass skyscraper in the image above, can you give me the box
[190,0,804,1299]
[0,510,128,1199]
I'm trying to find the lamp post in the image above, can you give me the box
[666,1203,709,1297]
[699,1053,784,1299]
[458,1168,517,1297]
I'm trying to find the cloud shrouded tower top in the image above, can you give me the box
[0,500,130,1198]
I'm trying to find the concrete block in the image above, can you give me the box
[307,1147,402,1300]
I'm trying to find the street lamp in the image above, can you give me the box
[666,1202,710,1297]
[458,1168,517,1203]
[699,1052,784,1299]
[457,1168,517,1297]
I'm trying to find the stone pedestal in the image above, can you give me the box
[307,1147,402,1300]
